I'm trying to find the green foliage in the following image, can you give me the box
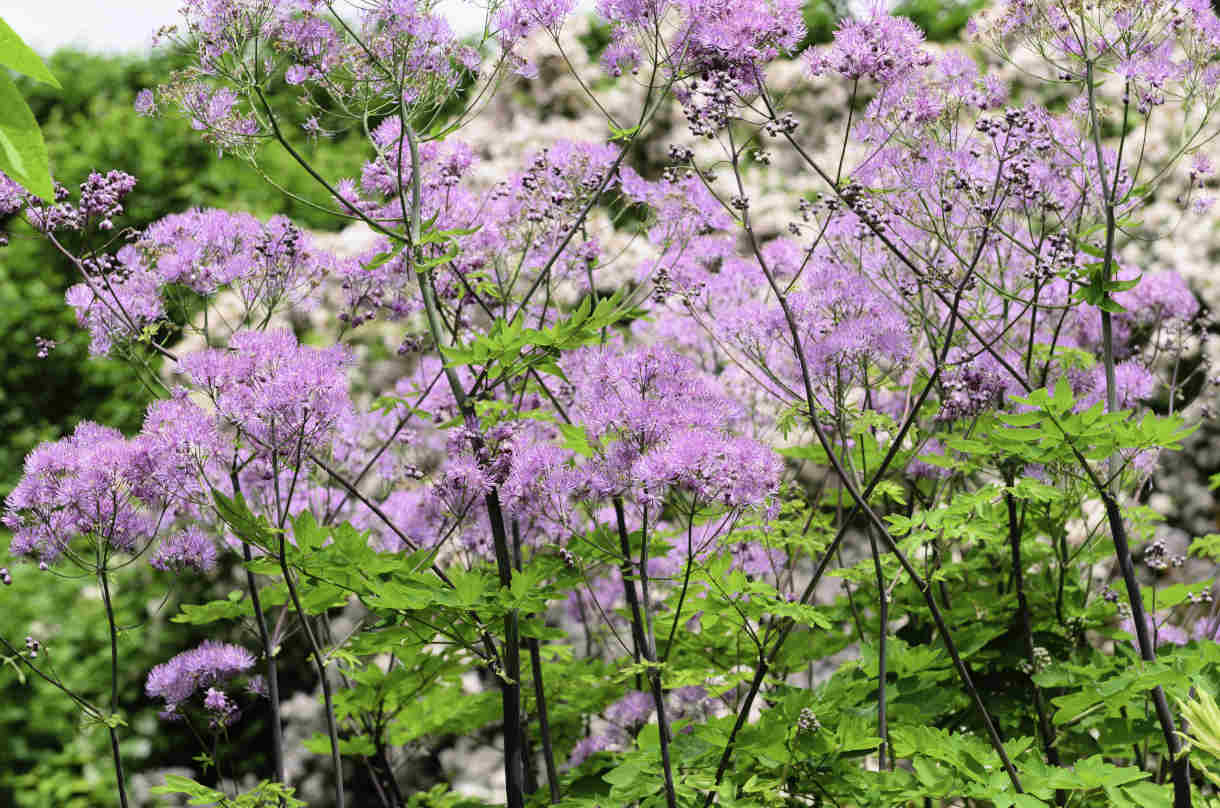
[440,288,643,384]
[0,16,57,200]
[0,556,206,808]
[150,775,305,807]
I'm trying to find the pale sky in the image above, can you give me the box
[3,0,491,55]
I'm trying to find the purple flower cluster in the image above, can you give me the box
[26,171,137,233]
[149,526,218,573]
[138,208,327,305]
[938,352,1015,421]
[65,247,166,356]
[559,344,780,507]
[4,388,222,567]
[145,640,256,725]
[65,207,342,356]
[161,0,480,136]
[177,329,352,461]
[805,12,932,85]
[4,422,163,563]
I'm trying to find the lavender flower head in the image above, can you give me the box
[557,344,781,508]
[66,247,166,356]
[606,690,653,727]
[4,422,165,564]
[150,526,218,573]
[146,640,257,724]
[177,329,352,460]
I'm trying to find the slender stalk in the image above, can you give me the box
[230,470,286,787]
[865,527,891,771]
[97,566,130,808]
[511,522,561,804]
[727,158,1022,795]
[278,536,346,808]
[526,635,561,805]
[241,542,285,786]
[613,498,678,808]
[392,111,525,806]
[1102,496,1191,806]
[1085,58,1191,808]
[1005,485,1059,768]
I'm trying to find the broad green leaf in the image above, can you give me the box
[0,17,61,87]
[0,70,53,200]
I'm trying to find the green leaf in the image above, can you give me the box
[363,239,406,271]
[414,240,460,272]
[0,17,61,87]
[212,486,278,548]
[558,422,594,456]
[608,124,639,142]
[0,69,53,200]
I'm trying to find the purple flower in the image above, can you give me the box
[1074,361,1158,412]
[566,731,623,769]
[146,640,256,719]
[284,64,311,85]
[1120,613,1189,650]
[150,526,218,573]
[805,12,932,84]
[134,89,156,116]
[606,690,653,727]
[203,687,240,727]
[66,247,165,356]
[909,439,951,480]
[4,421,166,564]
[177,329,352,461]
[137,208,331,315]
[555,344,780,508]
[938,351,1014,421]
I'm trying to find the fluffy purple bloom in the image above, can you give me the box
[137,208,330,316]
[134,89,156,116]
[177,329,352,460]
[495,0,575,52]
[909,439,952,480]
[730,539,784,576]
[556,344,780,508]
[805,12,932,84]
[1075,361,1158,412]
[247,674,270,698]
[938,351,1014,421]
[783,262,912,384]
[1193,617,1220,643]
[1117,271,1200,325]
[632,430,782,507]
[150,526,218,573]
[65,247,165,356]
[145,640,256,718]
[4,422,165,564]
[606,690,653,727]
[566,731,623,768]
[1120,613,1189,650]
[137,390,225,504]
